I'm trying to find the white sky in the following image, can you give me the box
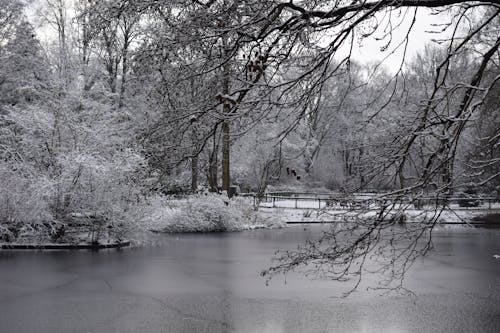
[350,8,451,73]
[26,1,449,73]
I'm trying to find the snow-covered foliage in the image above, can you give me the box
[0,38,147,244]
[0,163,53,241]
[141,194,273,233]
[0,102,147,243]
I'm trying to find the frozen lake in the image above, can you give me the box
[0,226,499,332]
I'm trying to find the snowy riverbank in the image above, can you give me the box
[1,193,497,249]
[138,193,286,233]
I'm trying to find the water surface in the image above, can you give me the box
[0,226,499,332]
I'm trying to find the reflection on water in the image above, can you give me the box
[0,226,499,333]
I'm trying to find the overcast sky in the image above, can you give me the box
[350,8,451,73]
[27,1,449,74]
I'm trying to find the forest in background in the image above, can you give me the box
[0,0,498,246]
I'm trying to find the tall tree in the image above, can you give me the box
[258,2,500,292]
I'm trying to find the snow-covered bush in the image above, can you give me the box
[50,149,146,241]
[0,92,148,243]
[54,150,143,211]
[0,163,54,242]
[142,193,258,233]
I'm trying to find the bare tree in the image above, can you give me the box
[252,1,500,291]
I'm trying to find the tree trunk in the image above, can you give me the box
[222,116,230,194]
[119,47,128,107]
[209,153,218,192]
[221,33,231,195]
[359,146,365,188]
[208,127,219,192]
[119,20,133,108]
[191,155,198,192]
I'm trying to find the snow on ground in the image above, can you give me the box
[157,195,497,230]
[256,199,497,225]
[134,193,497,237]
[259,198,499,211]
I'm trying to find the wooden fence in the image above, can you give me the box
[241,192,499,210]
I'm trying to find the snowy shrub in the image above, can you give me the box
[49,149,147,242]
[0,163,54,242]
[0,98,148,243]
[142,193,258,233]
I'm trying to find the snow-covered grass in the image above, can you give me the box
[259,198,499,211]
[140,194,285,233]
[258,205,497,226]
[255,193,499,227]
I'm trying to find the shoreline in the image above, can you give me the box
[0,240,131,250]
